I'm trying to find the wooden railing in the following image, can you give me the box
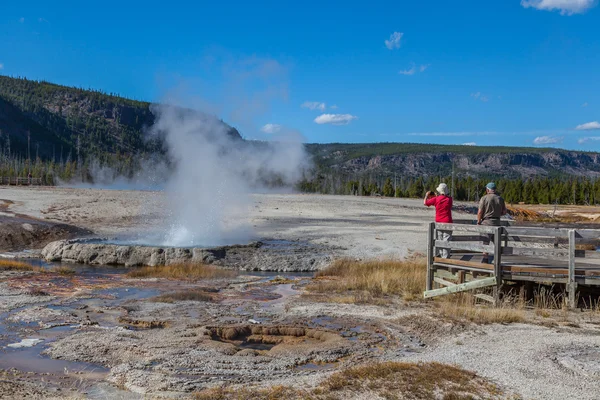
[425,222,600,308]
[0,177,43,185]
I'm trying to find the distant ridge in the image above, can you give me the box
[1,75,598,181]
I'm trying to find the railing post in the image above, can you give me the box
[493,227,502,306]
[568,229,577,309]
[426,222,435,291]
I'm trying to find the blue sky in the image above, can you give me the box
[1,0,599,149]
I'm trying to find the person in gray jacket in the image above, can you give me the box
[477,182,507,263]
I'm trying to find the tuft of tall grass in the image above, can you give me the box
[151,289,215,303]
[307,258,426,301]
[127,263,237,280]
[0,259,34,271]
[434,293,525,324]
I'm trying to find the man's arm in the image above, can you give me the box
[501,198,507,215]
[477,197,484,225]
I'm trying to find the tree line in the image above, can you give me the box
[297,173,600,205]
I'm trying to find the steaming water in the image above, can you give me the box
[148,104,308,248]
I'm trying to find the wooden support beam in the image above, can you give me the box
[434,257,494,271]
[474,293,495,303]
[426,222,435,291]
[568,229,577,309]
[493,227,502,306]
[423,277,497,299]
[433,277,457,287]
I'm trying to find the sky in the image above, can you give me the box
[1,0,599,149]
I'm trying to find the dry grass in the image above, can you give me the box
[151,289,215,303]
[127,263,237,281]
[306,258,426,302]
[0,259,34,271]
[434,293,525,324]
[193,361,503,400]
[47,266,76,275]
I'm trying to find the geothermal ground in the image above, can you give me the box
[2,187,600,399]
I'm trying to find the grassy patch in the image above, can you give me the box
[193,361,502,399]
[151,289,215,303]
[127,263,237,281]
[306,258,426,302]
[47,266,76,275]
[434,293,525,324]
[0,259,34,271]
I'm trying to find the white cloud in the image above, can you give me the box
[330,105,338,110]
[314,114,358,125]
[385,32,403,50]
[301,101,326,111]
[578,136,600,144]
[19,17,24,23]
[462,142,477,146]
[521,0,597,15]
[582,102,589,107]
[398,63,430,76]
[470,92,489,102]
[398,65,416,76]
[260,124,282,134]
[0,63,3,70]
[576,121,600,130]
[533,135,563,145]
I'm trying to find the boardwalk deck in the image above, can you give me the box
[424,221,600,308]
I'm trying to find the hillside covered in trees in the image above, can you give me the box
[0,75,240,182]
[2,75,600,205]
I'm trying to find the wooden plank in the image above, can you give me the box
[452,235,485,242]
[435,269,459,281]
[426,222,434,291]
[435,240,495,253]
[434,257,495,271]
[434,277,457,287]
[506,235,565,244]
[458,270,465,284]
[435,223,497,234]
[501,274,568,284]
[424,277,497,298]
[502,246,569,259]
[504,226,570,238]
[474,293,495,303]
[574,230,600,240]
[494,227,502,305]
[575,250,600,260]
[569,229,577,309]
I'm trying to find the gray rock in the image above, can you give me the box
[41,239,332,271]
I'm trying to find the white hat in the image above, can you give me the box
[436,183,449,195]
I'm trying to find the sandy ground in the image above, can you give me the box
[3,187,600,399]
[0,186,461,259]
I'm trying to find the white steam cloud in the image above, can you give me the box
[149,104,308,247]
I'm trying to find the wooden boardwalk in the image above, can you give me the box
[424,222,600,308]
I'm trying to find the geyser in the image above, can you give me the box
[148,104,308,247]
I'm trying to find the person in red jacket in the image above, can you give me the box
[424,183,453,258]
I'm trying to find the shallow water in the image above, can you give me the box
[0,346,109,377]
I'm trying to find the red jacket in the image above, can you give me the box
[425,195,453,223]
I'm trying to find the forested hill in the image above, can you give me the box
[2,75,600,186]
[307,143,600,180]
[0,75,241,164]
